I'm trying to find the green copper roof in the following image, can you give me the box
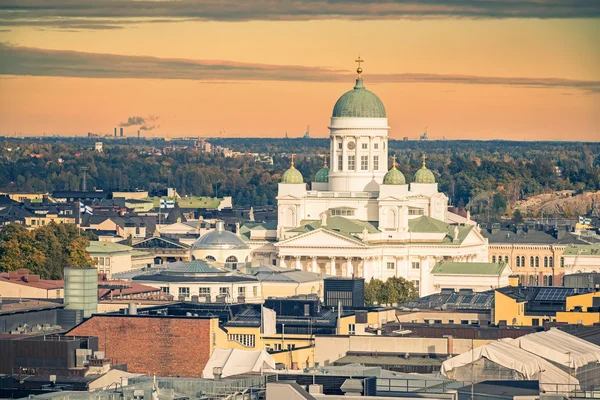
[86,241,132,254]
[563,244,600,257]
[408,216,448,233]
[414,167,436,184]
[314,166,330,183]
[281,166,304,184]
[431,261,508,276]
[332,79,386,118]
[383,166,406,185]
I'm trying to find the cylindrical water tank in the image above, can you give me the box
[128,303,137,315]
[64,267,98,318]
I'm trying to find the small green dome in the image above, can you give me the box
[315,165,330,183]
[414,166,436,183]
[281,166,304,184]
[332,78,386,118]
[383,166,406,185]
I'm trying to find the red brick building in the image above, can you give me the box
[66,314,219,377]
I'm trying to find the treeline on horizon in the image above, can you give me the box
[1,138,599,219]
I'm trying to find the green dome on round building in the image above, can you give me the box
[314,160,330,183]
[414,155,436,184]
[332,78,386,119]
[281,156,304,184]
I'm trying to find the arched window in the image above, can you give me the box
[520,275,525,285]
[516,257,521,267]
[535,256,539,268]
[226,255,238,270]
[542,276,548,286]
[283,207,295,227]
[521,256,525,267]
[205,255,216,262]
[560,257,564,268]
[549,257,554,268]
[530,256,534,267]
[548,276,553,286]
[492,255,496,263]
[544,256,548,267]
[528,275,536,286]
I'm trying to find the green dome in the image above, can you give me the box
[315,165,330,183]
[414,166,436,184]
[383,166,406,185]
[332,78,386,118]
[281,166,304,184]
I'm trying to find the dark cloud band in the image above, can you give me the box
[0,0,598,30]
[1,43,598,93]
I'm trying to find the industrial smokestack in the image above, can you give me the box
[138,130,140,138]
[120,127,124,137]
[114,128,117,137]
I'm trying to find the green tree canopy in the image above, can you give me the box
[365,276,417,306]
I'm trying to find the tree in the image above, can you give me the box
[512,209,524,224]
[67,237,95,268]
[365,277,418,306]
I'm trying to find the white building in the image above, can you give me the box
[247,66,490,296]
[562,244,600,275]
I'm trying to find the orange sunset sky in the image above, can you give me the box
[0,1,599,141]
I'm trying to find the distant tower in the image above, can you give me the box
[303,125,311,139]
[114,127,117,138]
[420,127,428,141]
[80,167,88,192]
[138,130,140,139]
[120,127,124,137]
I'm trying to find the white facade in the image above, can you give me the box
[263,73,489,297]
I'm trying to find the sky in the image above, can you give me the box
[0,1,599,141]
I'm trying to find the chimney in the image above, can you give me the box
[444,335,454,355]
[120,127,124,137]
[114,127,117,137]
[137,130,140,138]
[128,303,137,315]
[508,275,519,287]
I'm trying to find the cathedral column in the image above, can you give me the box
[368,136,373,172]
[346,257,353,277]
[311,256,318,273]
[279,256,286,269]
[295,256,302,270]
[355,136,360,172]
[341,136,347,172]
[331,137,336,171]
[330,257,336,276]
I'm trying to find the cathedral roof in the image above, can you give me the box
[314,161,330,183]
[414,155,436,184]
[431,261,509,276]
[332,78,386,118]
[383,165,406,185]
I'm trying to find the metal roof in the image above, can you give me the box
[431,261,508,276]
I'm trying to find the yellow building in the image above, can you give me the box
[494,280,600,326]
[1,192,48,202]
[0,270,64,299]
[26,214,76,227]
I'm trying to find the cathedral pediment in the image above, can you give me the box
[275,228,366,248]
[407,194,430,200]
[378,196,407,202]
[277,194,302,200]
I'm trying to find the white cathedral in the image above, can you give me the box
[244,64,495,296]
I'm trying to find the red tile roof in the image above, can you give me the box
[0,272,64,290]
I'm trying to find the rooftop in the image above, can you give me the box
[0,271,64,290]
[86,241,132,254]
[431,261,508,276]
[563,244,600,257]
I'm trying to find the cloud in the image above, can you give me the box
[0,0,598,30]
[120,116,146,127]
[119,115,161,131]
[1,43,599,93]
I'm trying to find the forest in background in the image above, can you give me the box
[1,137,599,220]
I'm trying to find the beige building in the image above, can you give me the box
[563,244,600,274]
[87,241,152,278]
[482,225,588,286]
[190,220,252,270]
[0,270,64,299]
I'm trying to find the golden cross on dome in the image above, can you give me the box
[323,155,328,167]
[355,56,364,77]
[421,154,427,168]
[291,153,295,167]
[392,154,397,168]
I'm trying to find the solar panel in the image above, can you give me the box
[535,288,574,301]
[474,295,488,304]
[447,294,459,304]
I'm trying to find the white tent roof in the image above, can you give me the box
[202,348,276,379]
[441,340,578,392]
[508,328,600,370]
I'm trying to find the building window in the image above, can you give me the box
[387,262,395,270]
[361,143,368,149]
[412,280,420,294]
[504,256,509,263]
[348,155,355,170]
[205,255,216,262]
[238,286,246,297]
[535,256,539,268]
[560,257,564,268]
[492,255,496,263]
[549,276,553,286]
[338,155,343,171]
[530,256,534,267]
[338,142,343,149]
[160,287,169,294]
[532,318,540,326]
[408,208,424,216]
[219,287,229,296]
[348,324,356,335]
[360,155,368,170]
[228,334,255,348]
[253,286,258,297]
[178,287,190,298]
[287,344,296,350]
[199,287,210,295]
[412,261,420,269]
[374,143,379,150]
[516,256,521,267]
[331,209,355,216]
[274,343,282,351]
[373,155,379,171]
[226,255,238,270]
[549,257,554,267]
